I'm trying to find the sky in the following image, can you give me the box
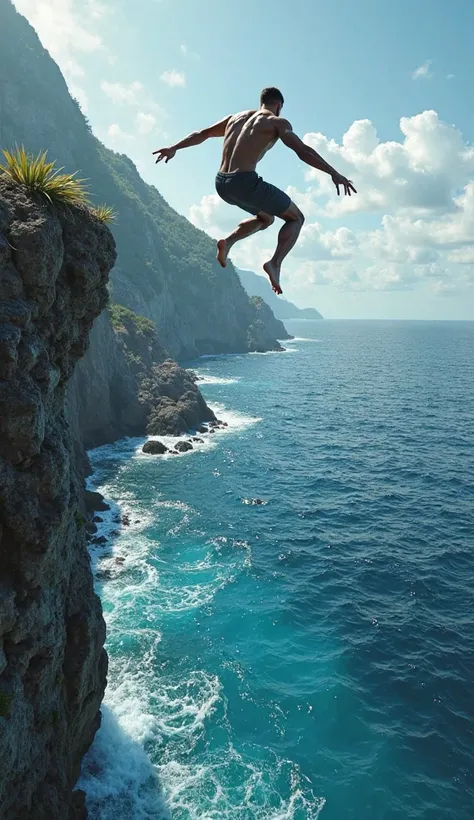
[12,0,474,319]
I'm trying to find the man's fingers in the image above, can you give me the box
[336,182,340,196]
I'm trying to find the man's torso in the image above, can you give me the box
[219,110,279,173]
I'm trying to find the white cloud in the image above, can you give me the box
[101,80,143,105]
[412,60,433,80]
[107,123,134,142]
[431,280,456,295]
[13,0,116,119]
[136,111,156,135]
[161,70,186,87]
[13,0,106,82]
[101,81,167,133]
[189,110,474,295]
[447,73,455,80]
[180,43,199,60]
[299,111,474,219]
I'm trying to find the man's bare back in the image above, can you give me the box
[153,87,356,296]
[219,109,280,173]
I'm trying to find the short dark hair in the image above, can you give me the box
[260,87,284,107]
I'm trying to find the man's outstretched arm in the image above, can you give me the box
[153,115,231,164]
[276,119,357,195]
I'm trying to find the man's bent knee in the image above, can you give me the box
[279,202,304,225]
[257,212,275,229]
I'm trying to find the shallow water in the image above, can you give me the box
[81,320,474,820]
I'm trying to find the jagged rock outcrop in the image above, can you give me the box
[144,360,216,435]
[247,296,292,351]
[67,307,216,449]
[0,177,116,819]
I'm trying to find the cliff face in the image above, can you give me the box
[0,0,286,361]
[0,177,116,819]
[247,296,292,350]
[67,307,216,450]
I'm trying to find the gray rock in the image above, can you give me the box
[175,440,193,453]
[145,360,216,437]
[84,490,110,513]
[91,535,107,546]
[142,440,169,455]
[0,176,115,819]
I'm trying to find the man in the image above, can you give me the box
[153,87,356,295]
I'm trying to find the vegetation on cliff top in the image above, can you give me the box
[108,302,155,337]
[0,146,89,205]
[0,148,117,228]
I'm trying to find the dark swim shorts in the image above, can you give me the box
[215,171,291,217]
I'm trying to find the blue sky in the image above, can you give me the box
[14,0,474,319]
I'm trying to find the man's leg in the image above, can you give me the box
[263,203,304,295]
[217,212,274,268]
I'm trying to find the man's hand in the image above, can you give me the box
[153,147,176,164]
[331,171,357,196]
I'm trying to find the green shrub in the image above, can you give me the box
[0,146,89,205]
[108,302,155,337]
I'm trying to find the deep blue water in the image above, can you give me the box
[81,320,474,820]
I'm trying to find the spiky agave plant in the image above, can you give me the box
[91,203,117,224]
[0,146,89,205]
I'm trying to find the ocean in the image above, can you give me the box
[80,319,474,820]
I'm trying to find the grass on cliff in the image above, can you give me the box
[0,147,89,205]
[108,302,155,337]
[91,203,117,223]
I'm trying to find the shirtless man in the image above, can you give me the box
[153,87,356,295]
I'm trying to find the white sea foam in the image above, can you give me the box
[209,404,262,431]
[156,751,327,820]
[194,372,240,385]
[80,706,169,820]
[83,406,326,820]
[282,337,321,343]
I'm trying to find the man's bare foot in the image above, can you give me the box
[263,261,282,295]
[216,239,229,268]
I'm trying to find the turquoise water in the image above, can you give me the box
[81,320,474,820]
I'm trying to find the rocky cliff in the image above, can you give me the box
[0,0,286,362]
[67,305,216,451]
[247,296,292,350]
[0,178,115,818]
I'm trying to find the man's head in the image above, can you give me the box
[260,87,284,115]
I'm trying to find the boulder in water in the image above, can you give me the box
[175,440,193,453]
[142,440,169,455]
